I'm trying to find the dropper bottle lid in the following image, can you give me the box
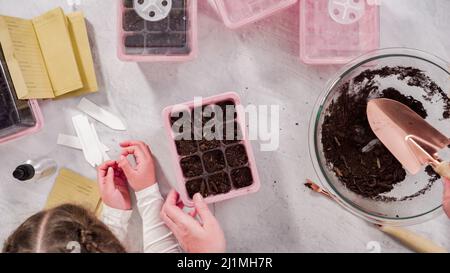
[13,164,36,181]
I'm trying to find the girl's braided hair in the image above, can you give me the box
[3,204,126,253]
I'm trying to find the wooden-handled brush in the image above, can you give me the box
[305,179,447,253]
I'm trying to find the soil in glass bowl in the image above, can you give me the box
[321,66,450,201]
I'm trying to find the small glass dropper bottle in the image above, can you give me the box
[13,157,57,182]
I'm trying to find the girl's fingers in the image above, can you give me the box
[120,146,146,165]
[118,157,136,178]
[103,167,115,192]
[98,160,117,178]
[120,140,152,156]
[120,140,145,147]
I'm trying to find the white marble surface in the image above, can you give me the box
[0,0,449,253]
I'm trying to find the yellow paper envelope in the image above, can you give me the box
[57,11,98,99]
[32,8,83,96]
[45,168,102,215]
[0,16,54,99]
[0,7,98,100]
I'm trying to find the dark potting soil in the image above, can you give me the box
[231,167,253,189]
[203,150,226,173]
[207,172,232,195]
[180,155,203,178]
[186,178,208,198]
[226,144,248,167]
[198,138,221,151]
[175,139,198,156]
[322,66,449,200]
[171,100,253,199]
[186,172,232,198]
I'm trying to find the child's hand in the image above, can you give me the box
[118,140,156,192]
[444,178,450,218]
[97,160,131,210]
[160,190,226,253]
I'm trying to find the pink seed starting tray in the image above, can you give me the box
[300,0,380,64]
[214,0,298,29]
[117,0,198,62]
[162,92,261,207]
[0,47,43,145]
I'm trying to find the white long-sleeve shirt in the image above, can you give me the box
[101,184,180,253]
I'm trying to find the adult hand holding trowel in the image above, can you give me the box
[367,98,450,218]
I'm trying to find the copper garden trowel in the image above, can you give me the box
[367,98,450,179]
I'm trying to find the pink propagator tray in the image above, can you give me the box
[299,0,380,64]
[214,0,298,29]
[162,92,261,207]
[0,100,44,145]
[117,0,198,62]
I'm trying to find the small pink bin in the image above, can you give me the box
[0,43,43,144]
[300,0,380,64]
[214,0,298,29]
[117,0,198,62]
[162,92,261,207]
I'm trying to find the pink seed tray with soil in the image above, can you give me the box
[213,0,297,29]
[117,0,198,62]
[162,92,261,207]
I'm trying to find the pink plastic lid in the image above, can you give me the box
[117,0,198,62]
[214,0,298,29]
[300,0,380,64]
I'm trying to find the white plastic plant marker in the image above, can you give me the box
[77,98,126,131]
[90,123,111,161]
[134,0,172,22]
[57,133,110,151]
[328,0,365,25]
[72,115,104,167]
[57,134,83,150]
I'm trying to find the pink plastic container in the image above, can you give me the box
[0,43,43,144]
[0,100,44,145]
[299,0,380,64]
[162,92,261,207]
[117,0,198,62]
[214,0,298,29]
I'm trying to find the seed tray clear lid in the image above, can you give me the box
[300,0,380,64]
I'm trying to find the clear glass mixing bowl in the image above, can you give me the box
[309,48,450,226]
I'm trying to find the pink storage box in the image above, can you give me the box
[300,0,380,64]
[117,0,198,62]
[0,44,43,144]
[214,0,297,29]
[162,92,261,207]
[0,100,44,145]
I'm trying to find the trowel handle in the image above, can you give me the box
[434,161,450,180]
[379,226,447,253]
